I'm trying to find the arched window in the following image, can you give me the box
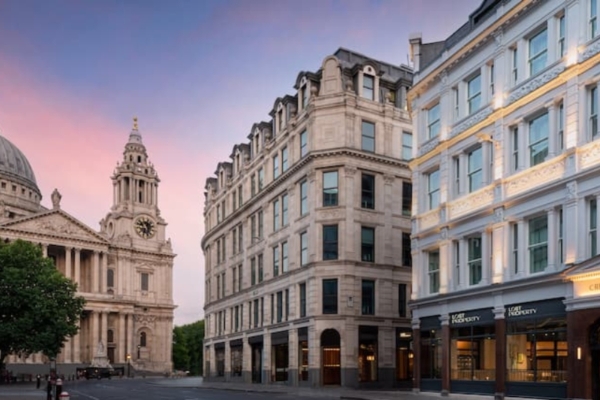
[137,156,142,163]
[107,329,114,343]
[140,332,147,347]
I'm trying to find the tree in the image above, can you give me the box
[0,240,86,370]
[171,320,204,375]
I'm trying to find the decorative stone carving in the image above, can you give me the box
[420,209,440,231]
[580,39,600,63]
[506,159,565,198]
[566,181,577,201]
[448,106,493,139]
[448,188,494,219]
[493,28,503,47]
[580,140,600,169]
[507,64,565,105]
[493,207,505,223]
[344,166,357,177]
[440,227,448,240]
[345,78,353,92]
[383,174,395,185]
[418,136,440,157]
[411,238,418,249]
[51,189,62,209]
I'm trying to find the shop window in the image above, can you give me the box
[420,327,442,379]
[451,325,496,381]
[358,326,378,382]
[231,346,243,376]
[299,339,309,381]
[216,348,225,377]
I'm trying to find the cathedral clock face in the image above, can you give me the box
[134,217,156,239]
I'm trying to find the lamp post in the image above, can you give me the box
[137,345,141,360]
[126,354,131,378]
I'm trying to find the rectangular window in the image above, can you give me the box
[363,74,374,100]
[141,272,149,291]
[251,258,256,286]
[558,208,564,264]
[258,254,264,283]
[238,224,243,253]
[282,241,289,273]
[285,289,289,320]
[301,86,308,110]
[323,225,339,260]
[468,147,483,192]
[361,121,375,152]
[427,103,441,139]
[398,284,407,318]
[361,280,375,315]
[489,63,495,97]
[258,210,264,238]
[253,299,259,328]
[300,231,308,266]
[322,279,338,314]
[232,228,237,255]
[468,236,482,285]
[529,28,548,76]
[238,265,242,292]
[276,291,283,323]
[512,223,519,274]
[299,283,307,318]
[361,227,375,262]
[592,0,598,38]
[511,47,518,84]
[281,147,288,172]
[512,126,519,171]
[251,215,256,239]
[529,215,548,273]
[232,191,237,211]
[255,170,263,194]
[402,232,412,267]
[558,102,564,151]
[454,241,460,286]
[402,182,412,216]
[591,199,597,257]
[427,169,440,210]
[467,73,481,114]
[591,86,598,138]
[300,130,308,158]
[282,194,289,226]
[300,180,308,216]
[238,185,243,207]
[361,174,375,209]
[273,199,280,231]
[273,246,280,277]
[529,112,549,166]
[558,14,565,57]
[251,174,256,196]
[428,250,440,294]
[323,171,339,207]
[273,154,280,179]
[402,131,413,160]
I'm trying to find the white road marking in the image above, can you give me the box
[70,389,101,400]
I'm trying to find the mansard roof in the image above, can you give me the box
[293,71,320,89]
[334,47,412,84]
[270,94,297,116]
[229,143,250,159]
[247,121,272,140]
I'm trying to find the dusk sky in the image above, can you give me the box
[0,0,480,325]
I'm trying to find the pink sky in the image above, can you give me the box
[0,0,481,325]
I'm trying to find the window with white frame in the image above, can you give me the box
[511,46,518,85]
[300,180,308,216]
[558,14,565,58]
[468,236,482,285]
[427,169,440,210]
[590,198,598,257]
[281,146,288,172]
[427,103,441,139]
[300,130,308,158]
[528,215,548,273]
[273,154,280,179]
[591,0,598,38]
[512,223,519,274]
[468,146,483,192]
[591,86,598,138]
[361,121,375,152]
[558,208,564,265]
[453,241,460,287]
[529,112,549,166]
[428,250,440,294]
[467,73,482,114]
[363,74,374,100]
[453,87,460,120]
[489,63,495,97]
[511,125,519,171]
[529,27,548,76]
[273,198,280,231]
[558,102,564,152]
[402,131,413,160]
[300,231,308,266]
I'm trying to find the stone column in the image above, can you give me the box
[101,252,108,294]
[441,316,450,396]
[64,247,72,280]
[243,337,252,383]
[494,309,506,399]
[73,318,81,363]
[225,339,231,379]
[63,336,72,363]
[92,251,100,293]
[383,175,394,265]
[74,248,81,290]
[263,332,271,383]
[547,208,557,272]
[119,313,126,363]
[91,311,99,357]
[412,323,421,391]
[42,244,48,258]
[516,220,525,277]
[547,102,557,157]
[288,328,298,386]
[481,230,490,285]
[101,311,108,349]
[127,313,134,361]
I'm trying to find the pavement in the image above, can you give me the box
[0,377,538,400]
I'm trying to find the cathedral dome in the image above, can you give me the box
[0,135,39,193]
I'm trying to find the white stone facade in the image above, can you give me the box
[202,49,414,388]
[408,0,600,398]
[2,124,175,376]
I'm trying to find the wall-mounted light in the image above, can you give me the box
[577,347,582,360]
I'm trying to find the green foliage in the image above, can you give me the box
[0,240,86,367]
[172,319,204,375]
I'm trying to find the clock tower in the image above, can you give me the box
[101,118,165,245]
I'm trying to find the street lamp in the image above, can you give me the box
[126,354,131,378]
[137,344,141,360]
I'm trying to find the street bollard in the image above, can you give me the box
[59,392,70,400]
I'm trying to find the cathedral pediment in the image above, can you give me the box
[0,209,108,244]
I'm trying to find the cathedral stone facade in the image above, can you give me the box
[2,121,175,375]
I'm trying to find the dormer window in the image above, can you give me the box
[363,74,374,100]
[301,85,308,110]
[278,109,284,133]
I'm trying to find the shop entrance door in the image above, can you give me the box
[251,344,262,383]
[321,329,341,385]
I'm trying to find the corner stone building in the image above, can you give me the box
[202,49,414,388]
[2,124,175,375]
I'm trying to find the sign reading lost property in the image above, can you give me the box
[449,309,494,326]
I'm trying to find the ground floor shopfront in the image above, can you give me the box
[204,321,414,388]
[412,267,600,400]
